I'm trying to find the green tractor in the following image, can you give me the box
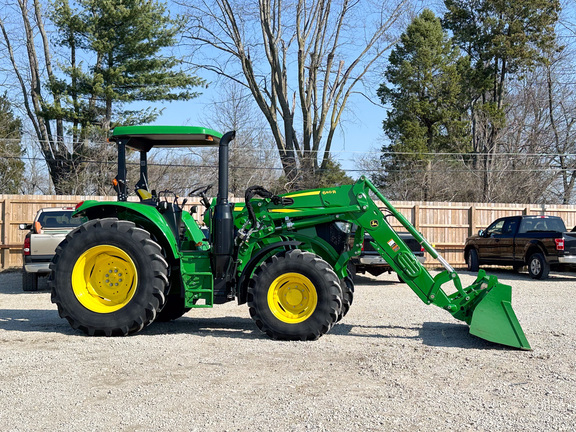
[50,125,530,349]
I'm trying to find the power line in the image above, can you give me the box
[3,153,576,174]
[7,137,576,158]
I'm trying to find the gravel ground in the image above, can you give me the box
[0,268,575,431]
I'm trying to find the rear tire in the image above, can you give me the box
[467,249,479,272]
[248,249,342,341]
[50,218,168,336]
[22,271,39,292]
[528,252,550,280]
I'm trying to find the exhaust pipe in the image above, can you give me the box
[212,131,236,279]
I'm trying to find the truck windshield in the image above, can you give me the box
[38,211,83,228]
[518,217,567,233]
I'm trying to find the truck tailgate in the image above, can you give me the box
[30,230,69,255]
[563,232,576,255]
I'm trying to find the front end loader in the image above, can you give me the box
[49,125,530,349]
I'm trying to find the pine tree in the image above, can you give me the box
[378,9,469,200]
[443,0,560,200]
[51,0,204,132]
[0,94,24,194]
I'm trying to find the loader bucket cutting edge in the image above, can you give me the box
[468,282,531,350]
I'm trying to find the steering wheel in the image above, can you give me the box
[158,189,179,203]
[188,184,213,208]
[188,185,213,197]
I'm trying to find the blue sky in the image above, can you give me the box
[143,0,394,178]
[148,88,386,176]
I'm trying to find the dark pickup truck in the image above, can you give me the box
[464,215,576,279]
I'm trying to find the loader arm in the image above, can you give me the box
[238,177,531,350]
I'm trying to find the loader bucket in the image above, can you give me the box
[467,280,531,350]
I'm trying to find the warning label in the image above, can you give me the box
[387,239,400,252]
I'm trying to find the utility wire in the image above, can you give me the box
[3,154,576,174]
[6,138,576,158]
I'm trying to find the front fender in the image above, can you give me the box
[236,240,302,305]
[75,200,180,259]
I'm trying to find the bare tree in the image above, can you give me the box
[0,0,74,193]
[194,82,280,196]
[543,58,576,204]
[180,0,409,188]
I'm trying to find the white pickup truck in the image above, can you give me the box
[20,207,83,291]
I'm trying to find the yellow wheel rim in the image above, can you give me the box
[267,272,318,323]
[71,245,138,313]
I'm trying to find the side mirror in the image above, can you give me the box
[19,223,32,230]
[478,229,484,237]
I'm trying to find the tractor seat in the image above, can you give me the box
[136,189,158,207]
[136,189,153,200]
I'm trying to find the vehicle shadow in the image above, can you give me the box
[418,321,512,350]
[0,307,264,340]
[0,308,78,334]
[0,309,516,349]
[142,316,264,340]
[333,321,511,349]
[331,323,420,340]
[0,272,51,294]
[351,274,399,286]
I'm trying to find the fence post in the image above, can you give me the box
[469,204,477,237]
[540,203,546,215]
[1,198,4,269]
[1,198,10,270]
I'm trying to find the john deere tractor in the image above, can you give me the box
[49,126,530,349]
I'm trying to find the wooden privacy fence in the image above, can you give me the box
[2,194,576,270]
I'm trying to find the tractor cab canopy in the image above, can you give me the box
[110,125,223,151]
[109,125,224,201]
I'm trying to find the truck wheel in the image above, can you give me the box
[467,249,479,272]
[247,249,342,341]
[22,272,39,292]
[50,218,168,336]
[337,276,354,322]
[528,252,550,279]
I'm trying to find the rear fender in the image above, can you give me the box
[523,241,547,263]
[74,200,180,260]
[464,245,476,261]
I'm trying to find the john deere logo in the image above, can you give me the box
[370,220,379,228]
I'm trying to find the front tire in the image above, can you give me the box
[50,218,168,336]
[337,276,354,322]
[247,249,342,341]
[528,252,550,280]
[155,293,191,322]
[467,249,479,272]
